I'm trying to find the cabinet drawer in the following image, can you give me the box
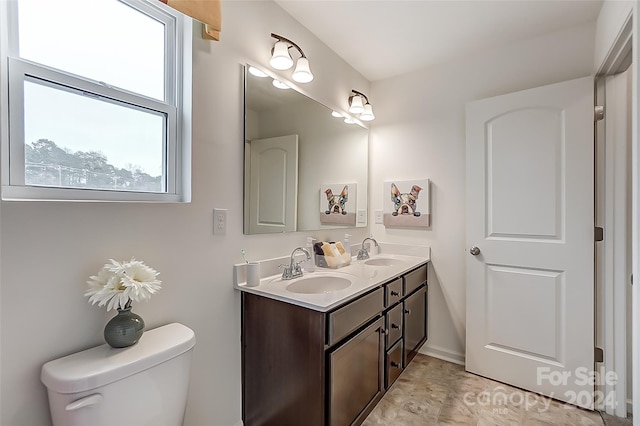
[386,303,403,349]
[404,264,427,295]
[386,339,403,388]
[385,278,403,307]
[328,287,384,346]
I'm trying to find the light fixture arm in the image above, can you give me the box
[351,89,370,104]
[271,33,307,58]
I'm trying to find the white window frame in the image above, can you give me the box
[0,0,192,202]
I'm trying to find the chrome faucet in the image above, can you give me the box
[280,247,311,280]
[357,237,379,260]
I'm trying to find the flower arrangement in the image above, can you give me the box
[85,258,162,311]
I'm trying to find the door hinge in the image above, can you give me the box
[595,227,604,242]
[594,105,605,122]
[595,347,604,363]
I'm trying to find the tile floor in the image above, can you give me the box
[363,354,631,426]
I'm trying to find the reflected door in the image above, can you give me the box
[465,77,594,408]
[248,135,298,234]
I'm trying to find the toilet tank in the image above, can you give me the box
[41,323,196,426]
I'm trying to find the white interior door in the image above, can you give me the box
[248,135,298,234]
[465,77,595,408]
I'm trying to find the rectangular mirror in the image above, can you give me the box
[243,65,369,234]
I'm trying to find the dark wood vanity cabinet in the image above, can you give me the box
[241,263,428,426]
[404,285,428,366]
[328,317,384,426]
[383,265,428,389]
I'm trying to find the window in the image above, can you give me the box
[0,0,192,201]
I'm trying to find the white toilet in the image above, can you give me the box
[41,323,196,426]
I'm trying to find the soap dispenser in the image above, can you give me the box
[344,234,352,257]
[304,237,316,272]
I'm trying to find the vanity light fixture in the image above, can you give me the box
[269,33,314,83]
[348,90,375,121]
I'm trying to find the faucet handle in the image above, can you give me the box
[356,249,369,260]
[279,264,292,279]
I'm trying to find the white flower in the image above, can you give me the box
[85,258,162,311]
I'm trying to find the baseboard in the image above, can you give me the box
[420,344,465,366]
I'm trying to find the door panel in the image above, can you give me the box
[485,265,563,361]
[248,135,298,234]
[487,108,563,239]
[466,76,594,408]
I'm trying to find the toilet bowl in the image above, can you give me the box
[41,322,196,426]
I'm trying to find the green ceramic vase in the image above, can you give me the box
[104,305,145,348]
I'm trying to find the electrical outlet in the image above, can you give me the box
[213,208,227,235]
[374,210,383,224]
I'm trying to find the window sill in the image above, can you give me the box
[2,185,191,203]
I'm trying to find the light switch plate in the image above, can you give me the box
[374,210,383,224]
[357,209,366,223]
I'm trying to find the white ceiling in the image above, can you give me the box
[275,0,604,82]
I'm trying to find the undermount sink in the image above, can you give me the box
[363,257,405,267]
[285,276,352,294]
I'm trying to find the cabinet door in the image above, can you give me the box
[403,286,427,366]
[328,317,384,426]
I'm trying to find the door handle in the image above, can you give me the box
[470,246,481,256]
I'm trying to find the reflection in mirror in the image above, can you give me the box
[243,65,368,235]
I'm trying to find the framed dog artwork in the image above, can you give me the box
[383,179,431,227]
[319,183,357,225]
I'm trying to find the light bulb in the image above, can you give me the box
[248,66,268,78]
[272,79,290,89]
[359,103,375,121]
[270,41,293,70]
[348,95,364,114]
[291,57,314,83]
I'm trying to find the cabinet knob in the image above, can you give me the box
[391,323,400,329]
[380,328,389,335]
[390,291,400,296]
[390,361,401,368]
[404,309,411,315]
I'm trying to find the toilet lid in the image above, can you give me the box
[41,323,196,394]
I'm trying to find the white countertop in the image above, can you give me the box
[233,243,430,312]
